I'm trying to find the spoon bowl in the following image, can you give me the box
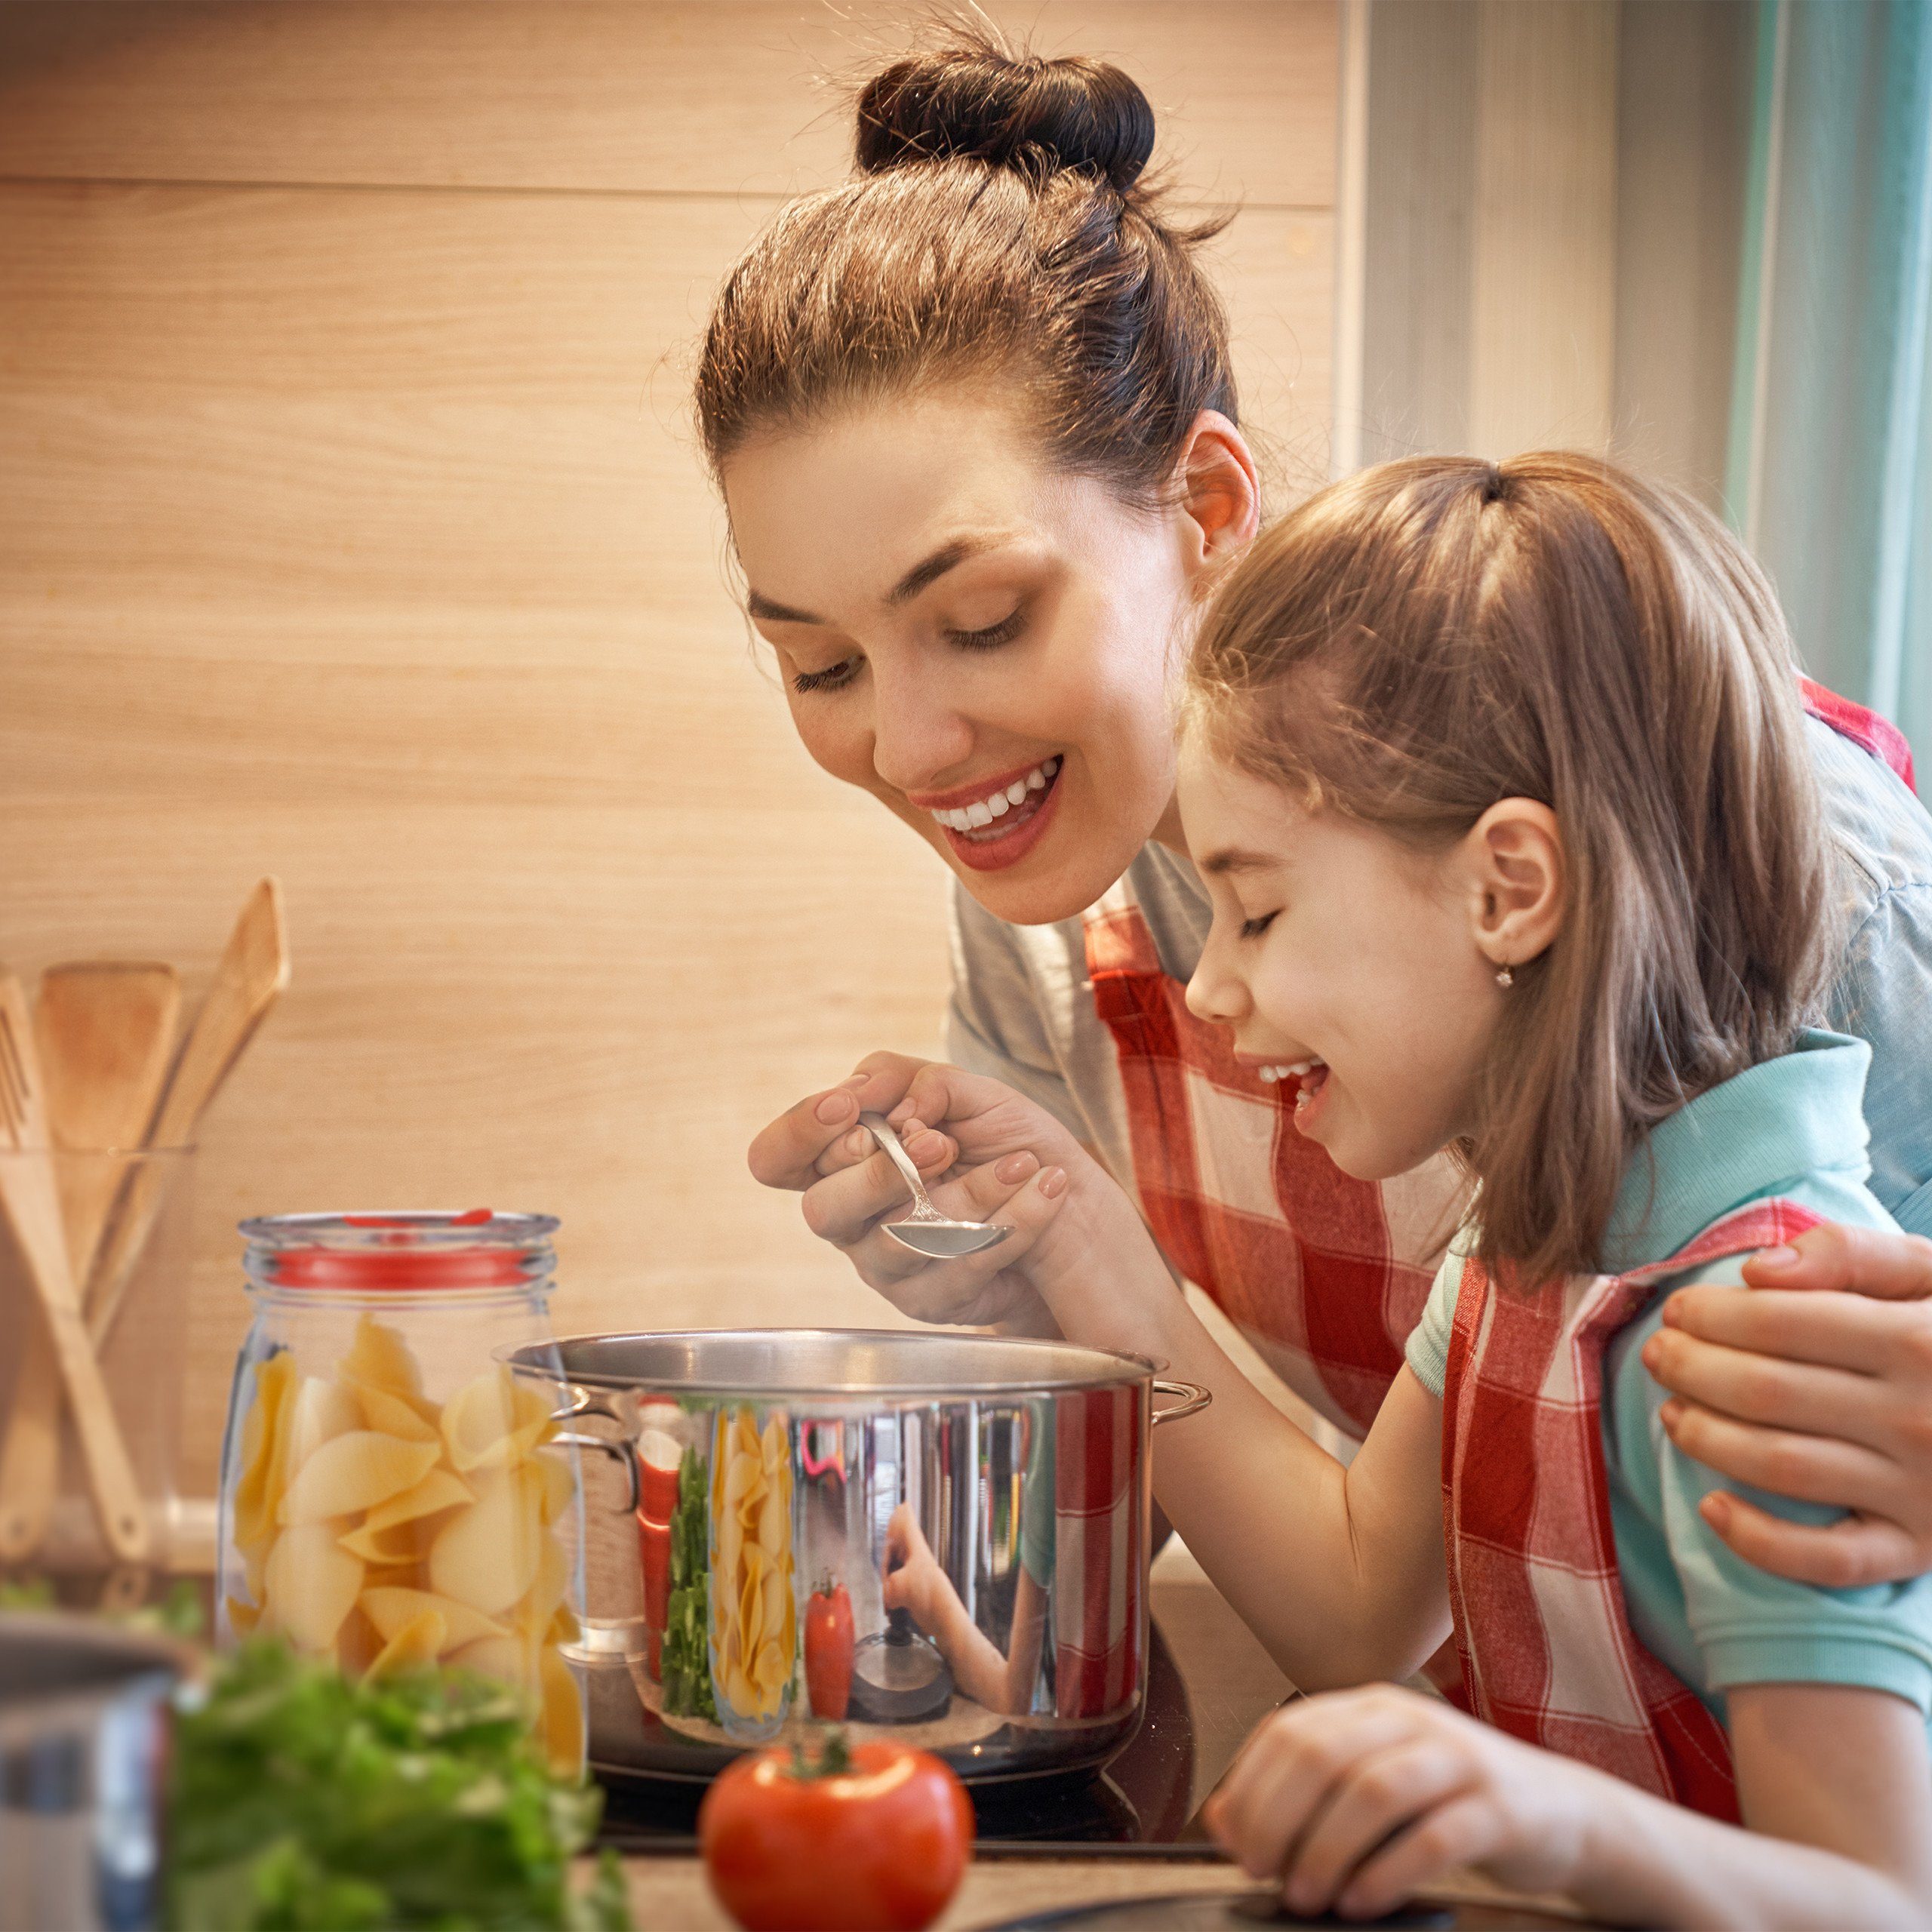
[860,1112,1011,1260]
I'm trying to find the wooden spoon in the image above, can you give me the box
[35,962,182,1281]
[88,878,291,1347]
[0,974,152,1564]
[0,964,181,1561]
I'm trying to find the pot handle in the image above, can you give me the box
[546,1386,641,1514]
[1151,1379,1211,1426]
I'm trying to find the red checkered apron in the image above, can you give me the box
[1050,1383,1146,1719]
[1441,1198,1825,1821]
[1081,678,1906,1440]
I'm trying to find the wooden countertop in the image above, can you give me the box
[615,1853,1586,1929]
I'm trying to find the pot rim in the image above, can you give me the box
[506,1326,1165,1399]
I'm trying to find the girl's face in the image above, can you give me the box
[721,391,1250,925]
[1177,736,1512,1183]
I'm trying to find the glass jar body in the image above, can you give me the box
[214,1212,585,1774]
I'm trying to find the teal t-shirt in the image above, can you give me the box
[1407,1029,1932,1722]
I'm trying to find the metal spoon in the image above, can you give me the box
[860,1112,1011,1259]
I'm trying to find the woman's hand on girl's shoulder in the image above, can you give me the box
[745,1053,1095,1332]
[1647,1222,1932,1587]
[1202,1685,1600,1920]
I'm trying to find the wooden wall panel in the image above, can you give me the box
[0,6,1338,1501]
[0,1,1336,207]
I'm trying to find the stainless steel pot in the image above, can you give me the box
[503,1329,1209,1784]
[0,1613,184,1932]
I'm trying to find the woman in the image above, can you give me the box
[699,31,1932,1590]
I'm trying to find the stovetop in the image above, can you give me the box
[596,1552,1292,1858]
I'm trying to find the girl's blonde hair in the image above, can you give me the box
[1186,453,1839,1284]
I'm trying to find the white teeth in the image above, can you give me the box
[927,757,1061,833]
[1257,1059,1319,1084]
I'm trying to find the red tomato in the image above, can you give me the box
[700,1733,974,1932]
[803,1582,855,1721]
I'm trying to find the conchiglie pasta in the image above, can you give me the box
[225,1315,585,1776]
[709,1405,796,1728]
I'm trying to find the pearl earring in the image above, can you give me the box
[1495,963,1514,988]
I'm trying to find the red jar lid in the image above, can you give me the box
[238,1210,558,1292]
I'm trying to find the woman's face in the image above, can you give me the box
[721,391,1246,925]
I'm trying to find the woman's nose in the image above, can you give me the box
[868,665,976,793]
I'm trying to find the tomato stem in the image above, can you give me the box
[786,1727,853,1780]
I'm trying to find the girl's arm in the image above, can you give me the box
[753,1054,1452,1686]
[1026,1167,1452,1690]
[1207,1680,1932,1928]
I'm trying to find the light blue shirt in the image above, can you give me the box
[1408,1031,1932,1721]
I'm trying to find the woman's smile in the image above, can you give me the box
[906,755,1064,871]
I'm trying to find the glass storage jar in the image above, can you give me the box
[214,1211,589,1775]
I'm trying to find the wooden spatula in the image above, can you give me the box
[35,962,182,1281]
[88,878,291,1347]
[0,964,182,1561]
[0,974,152,1564]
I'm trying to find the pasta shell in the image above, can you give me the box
[263,1522,364,1654]
[428,1469,542,1615]
[354,1383,438,1444]
[530,1450,575,1524]
[451,1632,538,1703]
[441,1366,555,1473]
[513,1531,571,1639]
[537,1645,584,1778]
[365,1607,448,1680]
[278,1431,441,1527]
[341,1314,423,1399]
[360,1585,507,1653]
[286,1376,362,1475]
[225,1592,260,1637]
[362,1466,474,1534]
[232,1352,297,1549]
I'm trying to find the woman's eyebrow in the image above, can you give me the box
[746,533,1020,625]
[886,535,1003,605]
[745,588,821,624]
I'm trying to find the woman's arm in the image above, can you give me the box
[1647,1222,1932,1585]
[1205,1681,1932,1928]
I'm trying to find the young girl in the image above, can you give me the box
[835,454,1932,1925]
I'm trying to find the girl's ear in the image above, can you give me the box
[1173,411,1261,575]
[1465,799,1566,970]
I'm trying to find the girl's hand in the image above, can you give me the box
[881,1504,950,1633]
[746,1053,1087,1331]
[1647,1223,1932,1587]
[1203,1687,1599,1919]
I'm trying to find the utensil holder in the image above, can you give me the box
[0,1147,194,1575]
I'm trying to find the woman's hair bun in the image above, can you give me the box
[855,31,1156,195]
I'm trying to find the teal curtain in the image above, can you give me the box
[1727,0,1932,771]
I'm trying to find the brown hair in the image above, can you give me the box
[1186,453,1838,1284]
[694,25,1236,506]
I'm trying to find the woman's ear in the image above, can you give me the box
[1464,799,1565,971]
[1173,411,1260,576]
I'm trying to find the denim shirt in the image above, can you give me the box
[1810,714,1932,1233]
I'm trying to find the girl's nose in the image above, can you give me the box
[1185,937,1251,1028]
